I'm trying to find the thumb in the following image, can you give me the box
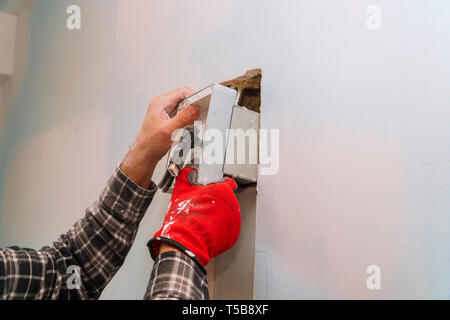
[167,105,199,132]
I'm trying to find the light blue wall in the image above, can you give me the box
[0,0,449,299]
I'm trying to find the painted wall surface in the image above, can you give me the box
[0,0,30,15]
[0,12,16,75]
[0,0,449,299]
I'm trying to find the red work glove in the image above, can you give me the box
[148,168,241,268]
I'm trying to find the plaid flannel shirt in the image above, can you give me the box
[0,166,209,300]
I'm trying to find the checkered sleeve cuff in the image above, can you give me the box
[97,166,157,226]
[144,251,210,300]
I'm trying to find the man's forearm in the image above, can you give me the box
[0,87,199,300]
[120,144,158,189]
[144,251,210,300]
[0,164,157,300]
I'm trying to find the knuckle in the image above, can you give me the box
[181,111,190,122]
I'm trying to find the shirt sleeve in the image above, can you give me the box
[144,251,210,300]
[0,166,156,300]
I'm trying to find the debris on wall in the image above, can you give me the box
[221,68,262,113]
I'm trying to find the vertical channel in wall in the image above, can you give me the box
[205,69,261,299]
[213,186,257,299]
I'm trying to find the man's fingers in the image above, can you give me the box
[162,87,195,113]
[168,87,195,104]
[167,105,199,132]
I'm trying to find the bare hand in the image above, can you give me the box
[121,87,199,188]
